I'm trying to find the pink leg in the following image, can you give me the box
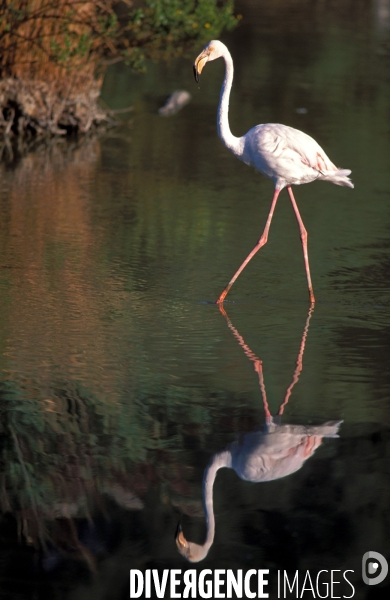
[277,304,314,416]
[287,186,315,304]
[218,305,272,421]
[216,188,281,304]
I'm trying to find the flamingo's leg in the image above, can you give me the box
[287,186,315,304]
[216,188,281,304]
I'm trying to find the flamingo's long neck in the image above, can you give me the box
[202,451,231,550]
[217,50,243,157]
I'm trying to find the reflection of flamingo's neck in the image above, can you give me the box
[202,451,231,549]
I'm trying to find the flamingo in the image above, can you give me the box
[193,40,354,304]
[176,305,342,562]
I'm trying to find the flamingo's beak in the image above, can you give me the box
[175,523,188,550]
[193,52,208,83]
[175,522,182,539]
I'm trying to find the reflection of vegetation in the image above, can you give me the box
[0,0,238,136]
[0,134,251,555]
[0,379,148,544]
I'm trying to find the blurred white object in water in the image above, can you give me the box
[374,0,390,34]
[158,90,191,116]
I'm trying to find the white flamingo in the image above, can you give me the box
[176,306,342,562]
[193,40,354,304]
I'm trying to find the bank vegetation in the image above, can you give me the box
[0,0,237,137]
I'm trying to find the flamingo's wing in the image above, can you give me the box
[244,124,353,187]
[248,124,336,173]
[270,125,337,172]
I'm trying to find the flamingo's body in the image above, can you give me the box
[176,421,341,563]
[226,421,340,482]
[239,123,353,190]
[193,40,353,304]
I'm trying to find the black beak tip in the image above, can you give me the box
[175,522,182,538]
[193,65,199,83]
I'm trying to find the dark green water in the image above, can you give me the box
[0,1,389,598]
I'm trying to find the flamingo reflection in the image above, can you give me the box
[176,306,342,562]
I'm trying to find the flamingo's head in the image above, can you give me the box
[175,523,211,563]
[193,40,227,83]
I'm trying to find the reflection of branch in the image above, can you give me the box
[68,517,97,574]
[10,425,47,550]
[218,304,314,419]
[10,426,38,514]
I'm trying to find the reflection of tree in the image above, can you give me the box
[0,137,128,404]
[0,139,241,581]
[0,137,256,563]
[0,138,192,566]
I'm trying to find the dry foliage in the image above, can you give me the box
[0,0,123,136]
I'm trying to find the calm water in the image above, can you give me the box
[0,1,390,598]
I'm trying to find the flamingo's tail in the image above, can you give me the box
[313,420,343,437]
[323,169,354,188]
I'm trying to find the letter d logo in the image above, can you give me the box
[362,551,388,586]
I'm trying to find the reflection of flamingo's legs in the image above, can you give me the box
[277,304,314,416]
[253,360,271,422]
[218,304,314,421]
[218,305,271,421]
